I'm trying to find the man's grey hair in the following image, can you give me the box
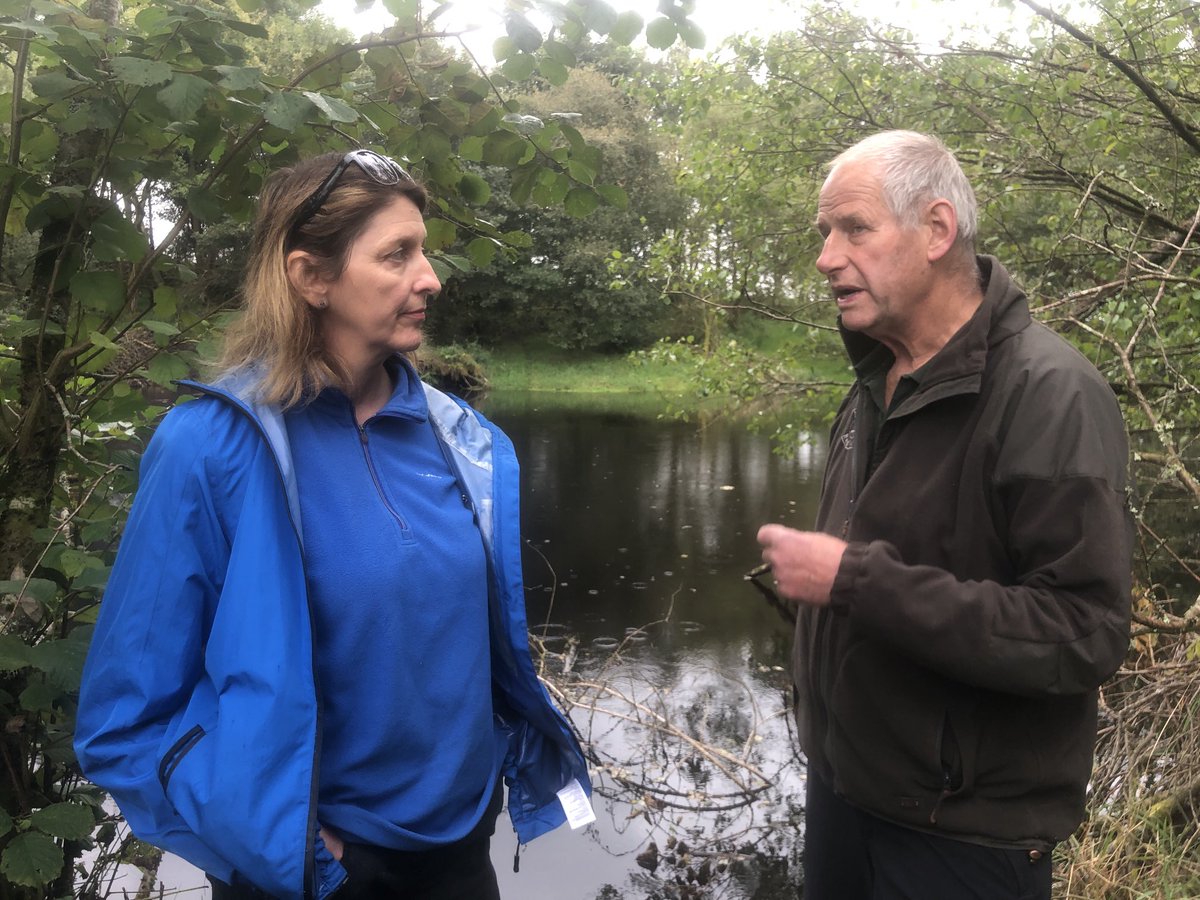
[828,130,978,249]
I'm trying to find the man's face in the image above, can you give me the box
[815,159,932,345]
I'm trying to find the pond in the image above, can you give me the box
[483,391,825,900]
[115,390,828,899]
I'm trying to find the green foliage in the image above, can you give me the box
[654,0,1200,596]
[433,61,688,352]
[0,0,699,895]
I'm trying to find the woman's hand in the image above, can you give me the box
[319,826,345,861]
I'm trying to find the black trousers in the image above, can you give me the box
[210,781,504,900]
[802,773,1052,900]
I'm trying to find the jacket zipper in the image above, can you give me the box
[185,383,323,900]
[930,768,954,825]
[157,724,205,791]
[356,422,413,536]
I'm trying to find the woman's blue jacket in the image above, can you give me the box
[74,370,591,898]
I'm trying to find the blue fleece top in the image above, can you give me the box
[285,358,504,851]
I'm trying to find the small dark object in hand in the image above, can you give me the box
[743,562,795,624]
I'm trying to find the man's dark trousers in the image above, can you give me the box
[802,773,1052,900]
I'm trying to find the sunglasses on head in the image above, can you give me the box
[288,149,414,241]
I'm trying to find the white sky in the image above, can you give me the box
[317,0,1035,61]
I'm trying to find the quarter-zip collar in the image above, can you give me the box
[840,255,1032,419]
[307,356,430,426]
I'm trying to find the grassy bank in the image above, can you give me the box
[478,345,694,395]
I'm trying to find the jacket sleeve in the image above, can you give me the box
[74,404,237,881]
[833,361,1133,697]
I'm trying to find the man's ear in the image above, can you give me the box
[286,250,329,309]
[925,198,958,263]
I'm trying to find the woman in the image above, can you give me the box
[75,150,592,899]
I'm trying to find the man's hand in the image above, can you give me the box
[756,525,848,607]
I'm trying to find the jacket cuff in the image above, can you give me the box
[315,834,349,899]
[829,541,870,614]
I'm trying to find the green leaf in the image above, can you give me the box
[301,91,359,124]
[609,11,644,45]
[19,678,59,713]
[263,91,315,132]
[29,639,88,690]
[108,56,173,88]
[89,331,121,352]
[31,803,94,841]
[567,158,596,184]
[542,40,577,68]
[0,634,31,672]
[466,237,496,268]
[0,807,12,838]
[55,547,98,581]
[61,99,120,134]
[30,72,86,99]
[214,65,263,91]
[187,187,224,224]
[91,206,148,263]
[540,58,569,86]
[0,832,62,887]
[235,0,264,10]
[382,0,418,18]
[153,285,179,319]
[5,321,63,339]
[0,579,57,606]
[224,19,269,38]
[492,35,517,62]
[157,73,212,121]
[144,354,191,388]
[458,173,491,205]
[482,132,529,167]
[69,271,125,314]
[501,53,536,82]
[142,320,181,337]
[458,136,484,162]
[505,13,543,53]
[583,0,618,34]
[676,17,705,49]
[531,171,570,206]
[596,184,629,209]
[565,188,600,218]
[424,218,457,252]
[645,16,677,49]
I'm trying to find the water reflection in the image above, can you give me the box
[478,392,827,900]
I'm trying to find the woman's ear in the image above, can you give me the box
[286,250,329,309]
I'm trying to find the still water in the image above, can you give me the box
[125,391,827,899]
[481,392,827,900]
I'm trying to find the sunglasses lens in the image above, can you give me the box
[353,151,407,185]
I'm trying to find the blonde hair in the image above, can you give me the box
[219,152,428,408]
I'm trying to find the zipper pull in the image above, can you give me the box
[513,843,523,873]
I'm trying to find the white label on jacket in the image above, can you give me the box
[557,779,596,829]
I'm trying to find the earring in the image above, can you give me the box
[316,298,328,309]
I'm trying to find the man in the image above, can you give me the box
[757,130,1131,900]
